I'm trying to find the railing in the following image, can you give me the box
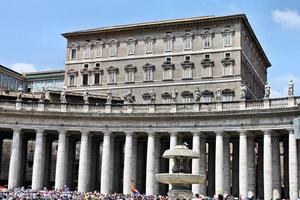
[0,96,298,114]
[270,98,289,108]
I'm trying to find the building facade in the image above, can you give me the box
[0,65,25,92]
[0,14,299,200]
[63,14,270,104]
[25,70,65,93]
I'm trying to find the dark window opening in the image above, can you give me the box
[82,74,88,85]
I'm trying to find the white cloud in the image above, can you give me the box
[272,9,300,29]
[10,63,37,73]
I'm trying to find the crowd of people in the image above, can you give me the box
[0,187,262,200]
[0,187,169,200]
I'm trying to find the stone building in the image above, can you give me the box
[0,14,299,200]
[63,14,270,103]
[0,65,25,92]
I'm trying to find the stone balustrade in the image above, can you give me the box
[0,96,299,114]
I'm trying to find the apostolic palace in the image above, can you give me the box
[0,14,300,199]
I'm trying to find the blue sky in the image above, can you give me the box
[0,0,300,97]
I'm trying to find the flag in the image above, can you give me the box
[130,179,140,196]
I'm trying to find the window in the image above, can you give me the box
[225,52,231,58]
[164,34,173,52]
[183,32,193,50]
[95,43,102,58]
[223,63,233,76]
[204,54,210,59]
[184,55,191,61]
[143,63,155,82]
[224,34,232,47]
[182,68,193,79]
[124,65,136,83]
[95,63,100,69]
[84,64,89,69]
[181,91,193,103]
[83,46,90,59]
[127,39,135,55]
[107,66,118,84]
[145,37,154,54]
[82,74,88,85]
[222,27,234,47]
[165,57,172,63]
[222,91,234,102]
[109,40,117,57]
[69,75,75,86]
[162,58,174,80]
[181,56,194,79]
[201,91,213,103]
[163,69,173,80]
[203,36,211,48]
[94,73,100,84]
[162,93,172,104]
[126,71,135,82]
[202,66,212,78]
[70,48,77,59]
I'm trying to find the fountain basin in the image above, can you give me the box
[156,173,205,184]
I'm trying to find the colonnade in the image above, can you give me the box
[4,127,300,199]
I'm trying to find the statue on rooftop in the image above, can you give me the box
[194,87,201,102]
[240,83,247,100]
[106,89,112,104]
[288,80,294,97]
[171,88,178,103]
[264,83,271,99]
[215,88,222,102]
[124,88,135,103]
[150,89,156,103]
[60,89,66,103]
[17,85,24,101]
[39,87,46,102]
[83,89,89,104]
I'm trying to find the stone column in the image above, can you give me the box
[192,131,201,194]
[109,136,115,193]
[239,131,248,198]
[169,132,177,173]
[146,131,156,195]
[289,129,298,199]
[272,135,281,199]
[154,135,161,194]
[55,130,68,189]
[263,130,272,200]
[223,135,231,195]
[123,131,133,194]
[131,136,137,185]
[8,128,22,189]
[232,139,239,196]
[101,131,111,194]
[78,130,90,192]
[32,129,46,190]
[257,138,264,198]
[247,136,256,198]
[215,131,224,195]
[169,131,177,190]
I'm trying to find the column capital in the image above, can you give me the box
[35,129,45,135]
[287,128,294,134]
[191,131,203,136]
[13,127,22,133]
[239,130,248,136]
[215,131,223,136]
[147,131,156,136]
[81,130,89,135]
[169,131,178,137]
[262,129,272,135]
[102,130,111,136]
[125,131,134,136]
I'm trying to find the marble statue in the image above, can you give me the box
[194,87,201,102]
[288,80,294,97]
[83,89,89,104]
[215,88,221,102]
[106,89,112,104]
[171,88,178,103]
[124,88,135,103]
[264,83,271,99]
[17,85,24,101]
[240,83,247,100]
[150,89,156,103]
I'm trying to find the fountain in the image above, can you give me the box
[156,144,205,200]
